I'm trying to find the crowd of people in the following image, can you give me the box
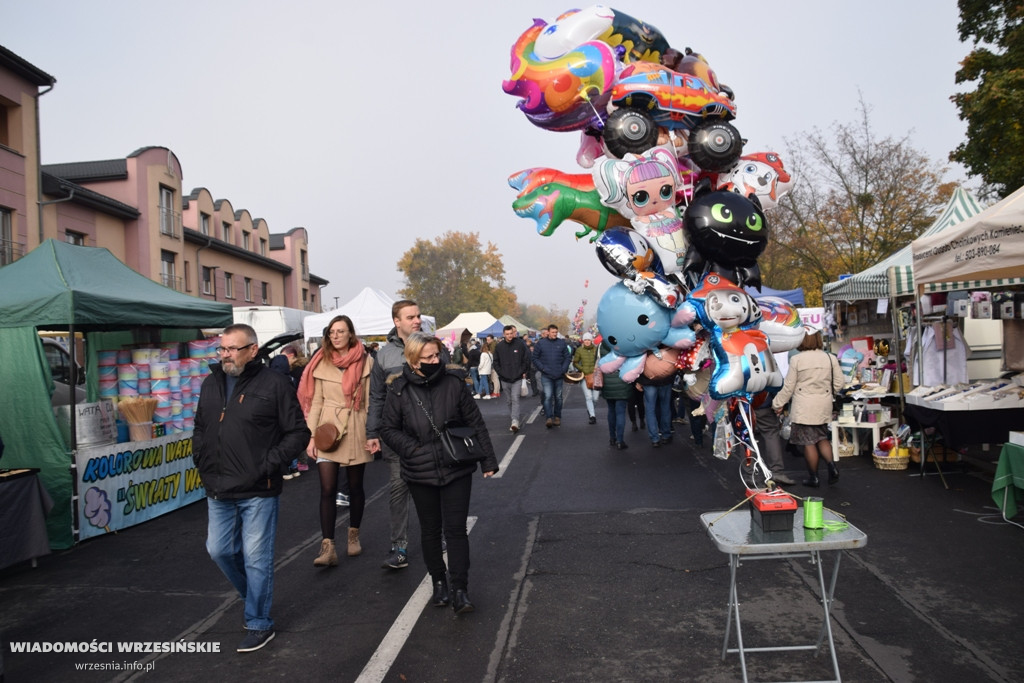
[193,304,835,654]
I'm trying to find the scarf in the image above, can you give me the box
[297,341,367,415]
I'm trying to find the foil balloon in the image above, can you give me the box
[754,295,805,353]
[593,146,688,276]
[682,189,768,290]
[687,273,783,400]
[509,167,630,240]
[596,281,696,382]
[697,152,794,211]
[503,18,618,133]
[594,227,680,308]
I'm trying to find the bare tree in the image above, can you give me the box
[763,98,954,304]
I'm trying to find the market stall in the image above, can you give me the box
[906,185,1024,476]
[0,240,232,548]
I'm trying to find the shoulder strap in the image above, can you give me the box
[408,384,444,439]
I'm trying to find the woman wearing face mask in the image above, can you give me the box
[298,315,374,566]
[380,332,499,614]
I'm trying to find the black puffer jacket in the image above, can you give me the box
[193,360,311,499]
[381,364,499,486]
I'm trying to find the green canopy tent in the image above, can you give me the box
[0,240,232,547]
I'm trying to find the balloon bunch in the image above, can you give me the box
[503,6,804,446]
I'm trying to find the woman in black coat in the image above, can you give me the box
[381,332,499,614]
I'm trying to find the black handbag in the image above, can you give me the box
[410,387,486,467]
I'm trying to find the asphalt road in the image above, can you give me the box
[2,384,1022,682]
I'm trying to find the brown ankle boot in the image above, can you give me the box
[347,527,362,556]
[313,538,338,567]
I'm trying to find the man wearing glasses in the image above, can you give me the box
[193,324,311,653]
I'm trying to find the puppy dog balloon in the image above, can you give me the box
[596,281,695,382]
[687,273,783,400]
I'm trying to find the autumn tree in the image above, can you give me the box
[396,231,519,326]
[950,0,1024,199]
[763,99,954,305]
[518,303,571,334]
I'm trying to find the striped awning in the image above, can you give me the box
[921,277,1024,293]
[822,187,984,302]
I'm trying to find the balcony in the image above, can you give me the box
[159,207,181,238]
[160,273,183,291]
[0,237,25,266]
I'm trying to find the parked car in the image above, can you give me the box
[42,337,86,407]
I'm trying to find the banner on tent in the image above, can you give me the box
[75,432,204,540]
[798,307,825,330]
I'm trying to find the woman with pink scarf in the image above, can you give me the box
[298,315,375,566]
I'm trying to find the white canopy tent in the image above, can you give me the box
[912,184,1024,292]
[303,287,435,341]
[435,312,499,343]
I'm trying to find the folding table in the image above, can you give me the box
[700,508,868,683]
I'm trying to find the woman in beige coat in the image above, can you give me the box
[771,329,844,487]
[298,315,374,566]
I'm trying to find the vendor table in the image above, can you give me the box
[700,509,868,683]
[829,419,896,459]
[903,404,1024,450]
[993,443,1024,522]
[0,469,53,570]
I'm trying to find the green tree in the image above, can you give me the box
[396,231,519,326]
[764,99,953,305]
[950,0,1024,199]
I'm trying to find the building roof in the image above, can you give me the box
[0,44,56,87]
[40,172,140,220]
[41,160,128,183]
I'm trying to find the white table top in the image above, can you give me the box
[700,508,868,555]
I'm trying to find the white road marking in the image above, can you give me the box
[491,434,524,479]
[355,517,478,683]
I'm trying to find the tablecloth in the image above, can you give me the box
[0,471,54,570]
[993,443,1024,519]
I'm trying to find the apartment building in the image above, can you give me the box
[0,45,326,311]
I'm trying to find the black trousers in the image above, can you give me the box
[407,475,473,590]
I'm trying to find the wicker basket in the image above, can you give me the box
[872,427,910,470]
[836,427,855,459]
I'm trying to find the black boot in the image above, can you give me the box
[803,473,820,488]
[431,578,450,607]
[452,589,474,614]
[827,463,840,485]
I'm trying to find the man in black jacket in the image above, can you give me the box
[194,324,310,654]
[492,325,530,432]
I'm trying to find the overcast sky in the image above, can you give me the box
[5,0,972,322]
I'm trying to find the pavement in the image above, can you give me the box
[2,385,1023,682]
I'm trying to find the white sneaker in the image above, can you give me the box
[482,395,491,400]
[473,394,481,399]
[510,421,519,432]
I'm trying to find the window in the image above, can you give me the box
[1,207,14,266]
[242,231,250,250]
[183,261,191,292]
[200,213,210,236]
[300,250,309,279]
[160,250,179,290]
[65,231,85,246]
[202,267,213,295]
[225,273,234,299]
[261,281,270,305]
[244,277,253,302]
[0,104,9,148]
[222,222,231,243]
[260,238,267,256]
[159,186,178,237]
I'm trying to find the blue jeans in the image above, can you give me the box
[606,399,627,443]
[580,384,597,418]
[540,375,564,418]
[643,384,673,443]
[470,368,482,395]
[206,496,279,631]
